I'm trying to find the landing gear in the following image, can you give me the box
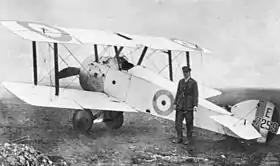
[103,111,124,129]
[72,109,94,133]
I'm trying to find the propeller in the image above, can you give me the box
[58,67,80,79]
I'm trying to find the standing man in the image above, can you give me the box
[172,66,198,144]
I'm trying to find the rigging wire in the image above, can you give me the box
[36,44,81,94]
[120,46,142,64]
[232,105,258,126]
[200,51,205,96]
[38,44,75,84]
[49,44,79,92]
[158,51,182,75]
[48,43,53,100]
[142,49,158,71]
[37,43,48,82]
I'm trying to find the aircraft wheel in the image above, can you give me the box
[72,109,94,133]
[103,111,124,129]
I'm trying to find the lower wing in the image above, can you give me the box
[2,81,137,112]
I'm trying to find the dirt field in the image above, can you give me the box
[0,89,280,166]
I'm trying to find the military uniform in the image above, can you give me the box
[174,74,198,143]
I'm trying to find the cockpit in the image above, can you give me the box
[118,55,134,71]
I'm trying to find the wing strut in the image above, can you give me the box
[186,51,190,68]
[137,46,148,65]
[32,41,38,85]
[167,50,173,81]
[114,46,124,70]
[94,44,98,62]
[53,43,59,96]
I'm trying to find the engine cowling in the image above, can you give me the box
[230,100,280,143]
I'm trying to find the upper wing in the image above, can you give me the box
[1,20,211,52]
[113,32,212,53]
[2,81,137,112]
[0,20,135,47]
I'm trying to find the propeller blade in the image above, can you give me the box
[58,67,80,79]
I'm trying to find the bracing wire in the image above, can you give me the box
[47,44,53,100]
[142,49,158,71]
[50,44,78,91]
[36,44,82,94]
[62,44,88,72]
[232,105,258,126]
[120,46,142,64]
[38,44,74,84]
[173,53,185,80]
[47,44,52,85]
[37,43,48,82]
[200,51,205,95]
[158,51,182,75]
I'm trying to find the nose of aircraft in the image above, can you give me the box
[78,56,106,92]
[57,54,121,93]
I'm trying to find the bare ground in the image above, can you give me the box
[0,93,280,166]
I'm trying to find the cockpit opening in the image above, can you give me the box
[118,56,134,71]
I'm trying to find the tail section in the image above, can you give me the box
[226,100,280,143]
[210,115,262,140]
[253,101,276,143]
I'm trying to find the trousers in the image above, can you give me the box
[175,110,194,140]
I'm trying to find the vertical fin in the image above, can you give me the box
[254,101,275,143]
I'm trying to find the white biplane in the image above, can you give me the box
[1,20,279,144]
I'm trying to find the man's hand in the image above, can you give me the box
[173,103,176,110]
[193,106,198,112]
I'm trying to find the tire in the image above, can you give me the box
[72,109,94,133]
[103,111,124,129]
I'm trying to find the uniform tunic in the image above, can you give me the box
[174,77,198,111]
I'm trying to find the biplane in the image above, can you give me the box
[1,20,279,144]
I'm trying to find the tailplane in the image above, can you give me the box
[210,115,262,140]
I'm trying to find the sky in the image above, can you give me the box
[0,0,280,91]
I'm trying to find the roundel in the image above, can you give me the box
[171,38,202,51]
[152,89,175,116]
[17,21,72,42]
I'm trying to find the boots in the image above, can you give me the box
[172,137,190,144]
[172,137,183,143]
